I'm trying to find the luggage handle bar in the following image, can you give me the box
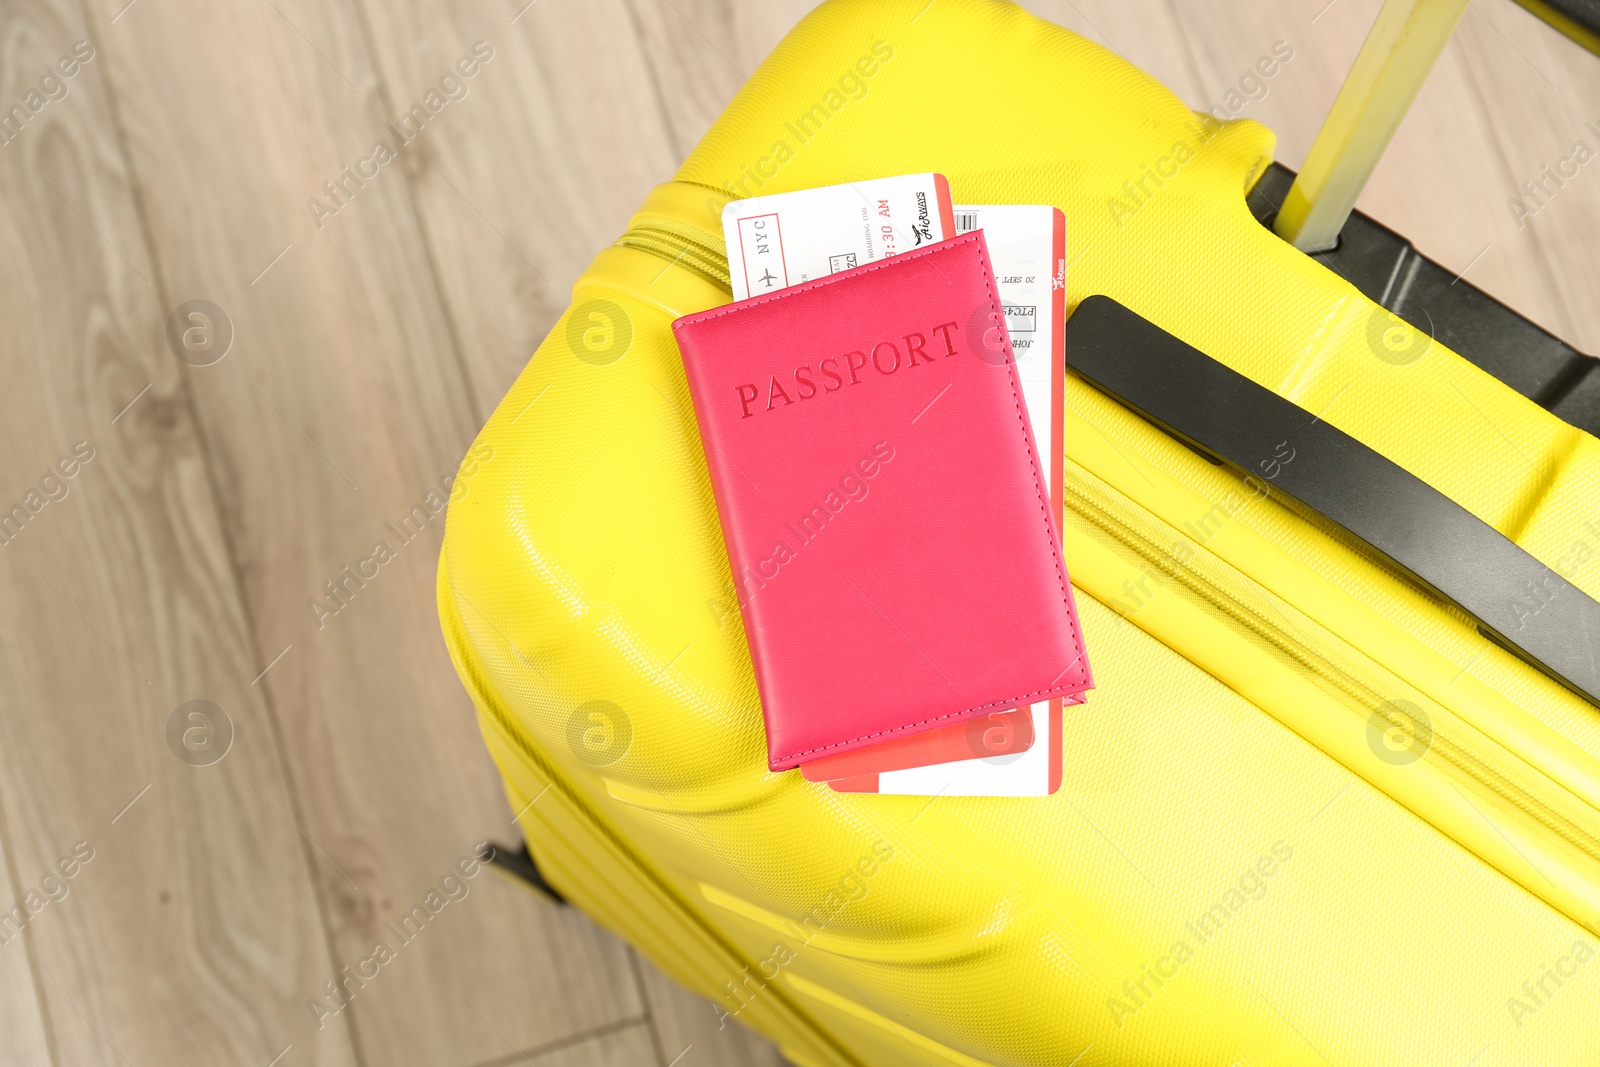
[1277,0,1600,252]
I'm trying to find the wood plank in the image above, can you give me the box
[352,0,685,414]
[79,0,642,1063]
[622,0,820,158]
[0,822,54,1065]
[1452,3,1600,352]
[0,2,362,1064]
[1168,0,1578,345]
[635,953,789,1067]
[468,1021,661,1067]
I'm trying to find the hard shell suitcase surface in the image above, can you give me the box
[438,2,1600,1063]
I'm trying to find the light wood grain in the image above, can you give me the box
[1453,2,1600,354]
[0,818,54,1065]
[352,0,685,415]
[77,0,642,1063]
[634,952,790,1067]
[469,1021,661,1067]
[623,0,821,157]
[0,1,363,1063]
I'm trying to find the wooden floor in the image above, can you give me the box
[0,0,1595,1064]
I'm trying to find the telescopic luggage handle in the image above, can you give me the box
[1278,0,1600,253]
[1257,0,1600,435]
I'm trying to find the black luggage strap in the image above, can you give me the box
[1064,295,1600,709]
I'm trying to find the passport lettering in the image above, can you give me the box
[735,319,962,418]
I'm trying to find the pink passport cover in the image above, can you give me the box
[672,234,1091,771]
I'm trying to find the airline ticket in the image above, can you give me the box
[722,173,956,300]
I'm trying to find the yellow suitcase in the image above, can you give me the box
[438,2,1600,1062]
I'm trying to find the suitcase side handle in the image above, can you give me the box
[1064,294,1600,709]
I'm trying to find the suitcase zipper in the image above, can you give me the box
[1059,457,1600,864]
[614,220,732,292]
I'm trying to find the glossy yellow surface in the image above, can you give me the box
[439,2,1600,1062]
